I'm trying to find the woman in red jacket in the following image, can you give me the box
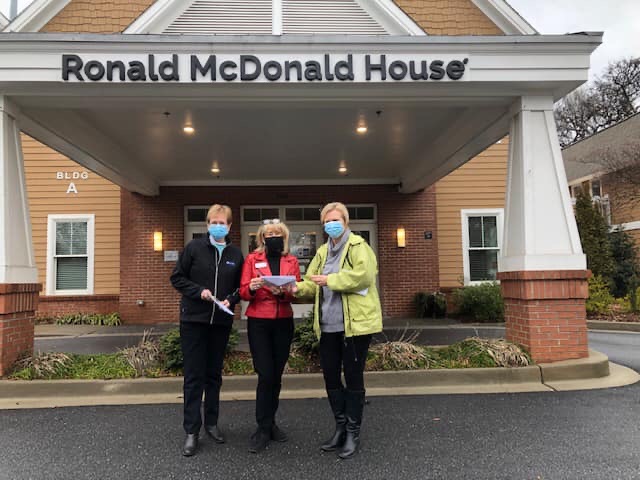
[240,219,301,454]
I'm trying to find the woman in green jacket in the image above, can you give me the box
[293,202,382,460]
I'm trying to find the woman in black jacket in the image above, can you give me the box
[170,204,244,457]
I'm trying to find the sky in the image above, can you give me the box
[508,0,640,78]
[1,0,638,78]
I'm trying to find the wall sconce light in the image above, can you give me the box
[153,231,163,251]
[396,228,406,248]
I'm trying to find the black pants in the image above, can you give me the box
[180,321,231,434]
[319,332,372,392]
[247,317,294,430]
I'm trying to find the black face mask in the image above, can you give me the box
[265,236,284,256]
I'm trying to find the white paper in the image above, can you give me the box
[261,275,297,287]
[355,288,368,297]
[212,296,234,316]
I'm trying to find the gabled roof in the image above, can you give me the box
[563,113,640,182]
[2,0,70,32]
[1,0,537,35]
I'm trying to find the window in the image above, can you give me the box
[461,209,503,285]
[591,179,602,198]
[46,215,95,295]
[243,207,280,222]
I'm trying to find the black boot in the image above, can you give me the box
[182,433,199,457]
[271,423,288,442]
[248,428,271,454]
[320,389,347,452]
[337,390,365,460]
[204,424,226,444]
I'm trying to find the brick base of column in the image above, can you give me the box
[0,283,41,377]
[497,271,590,363]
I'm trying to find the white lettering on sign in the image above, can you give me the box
[66,182,78,194]
[56,171,89,180]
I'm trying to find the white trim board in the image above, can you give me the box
[0,11,9,29]
[471,0,537,35]
[611,221,640,232]
[45,213,95,296]
[3,0,70,32]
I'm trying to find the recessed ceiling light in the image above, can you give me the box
[183,125,195,134]
[356,125,368,134]
[339,166,348,174]
[211,167,221,174]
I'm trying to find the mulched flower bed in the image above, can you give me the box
[588,312,640,323]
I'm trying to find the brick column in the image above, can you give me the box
[498,271,589,363]
[0,283,40,376]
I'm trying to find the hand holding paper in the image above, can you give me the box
[202,291,234,316]
[261,275,297,288]
[212,297,234,316]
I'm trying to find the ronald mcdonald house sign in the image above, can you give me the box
[61,53,470,83]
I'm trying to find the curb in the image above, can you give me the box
[538,350,609,383]
[0,350,637,410]
[587,320,640,333]
[0,350,640,409]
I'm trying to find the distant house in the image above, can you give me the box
[563,113,640,244]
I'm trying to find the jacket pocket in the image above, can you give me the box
[181,298,210,316]
[346,293,379,334]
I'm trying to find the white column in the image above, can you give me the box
[0,96,38,283]
[499,96,586,272]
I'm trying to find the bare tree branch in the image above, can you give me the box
[555,57,640,147]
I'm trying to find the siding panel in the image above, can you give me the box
[435,138,508,288]
[22,134,121,296]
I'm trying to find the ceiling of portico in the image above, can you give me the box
[17,94,512,193]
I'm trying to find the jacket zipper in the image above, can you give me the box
[341,244,358,362]
[210,247,222,325]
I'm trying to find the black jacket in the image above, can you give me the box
[170,235,244,326]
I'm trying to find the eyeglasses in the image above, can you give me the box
[263,218,281,225]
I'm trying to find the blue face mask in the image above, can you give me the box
[324,221,345,239]
[208,224,229,240]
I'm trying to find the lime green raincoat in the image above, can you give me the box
[296,233,383,339]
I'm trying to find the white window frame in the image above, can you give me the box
[461,209,503,286]
[184,205,211,226]
[46,214,95,295]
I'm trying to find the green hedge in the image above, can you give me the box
[453,283,504,322]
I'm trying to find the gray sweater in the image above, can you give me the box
[320,230,351,333]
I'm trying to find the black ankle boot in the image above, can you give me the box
[337,390,365,460]
[248,428,271,454]
[182,433,199,457]
[204,424,226,444]
[271,423,288,442]
[320,389,346,452]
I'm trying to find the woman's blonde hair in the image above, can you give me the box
[255,222,290,255]
[207,204,233,224]
[320,202,350,225]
